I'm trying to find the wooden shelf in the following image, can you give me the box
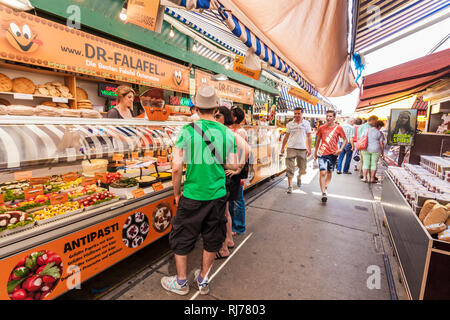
[0,91,74,101]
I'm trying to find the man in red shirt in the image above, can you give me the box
[314,110,347,203]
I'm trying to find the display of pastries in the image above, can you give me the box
[35,105,61,117]
[7,105,35,116]
[61,108,81,117]
[82,159,108,177]
[0,73,13,92]
[80,109,102,118]
[77,100,93,109]
[0,105,7,115]
[11,77,35,94]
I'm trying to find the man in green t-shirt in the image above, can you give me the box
[161,86,239,296]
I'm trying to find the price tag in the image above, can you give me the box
[29,177,50,186]
[132,152,139,160]
[94,173,107,184]
[152,182,164,192]
[13,93,33,100]
[82,177,97,187]
[62,172,78,182]
[50,193,69,205]
[113,153,124,161]
[52,97,69,103]
[125,160,137,166]
[24,187,44,200]
[14,171,32,181]
[0,194,4,206]
[132,188,146,199]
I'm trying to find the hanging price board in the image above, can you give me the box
[62,172,78,182]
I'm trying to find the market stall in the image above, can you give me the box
[0,6,287,300]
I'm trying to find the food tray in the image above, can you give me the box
[109,185,138,199]
[35,208,84,225]
[0,221,36,237]
[84,197,120,211]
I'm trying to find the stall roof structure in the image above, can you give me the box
[354,0,450,54]
[356,48,450,110]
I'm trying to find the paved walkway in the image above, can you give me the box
[103,161,406,300]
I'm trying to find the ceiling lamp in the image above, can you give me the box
[119,0,128,21]
[0,0,34,10]
[169,25,175,38]
[192,41,198,52]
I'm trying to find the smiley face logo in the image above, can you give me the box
[173,70,183,87]
[5,22,43,53]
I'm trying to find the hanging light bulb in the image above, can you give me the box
[169,25,175,38]
[192,41,198,52]
[119,7,127,21]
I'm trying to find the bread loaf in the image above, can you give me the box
[0,73,13,92]
[438,228,450,242]
[7,105,35,116]
[419,200,439,222]
[445,216,450,227]
[12,77,35,94]
[35,105,61,117]
[61,109,81,117]
[81,109,101,118]
[425,223,448,235]
[423,204,449,226]
[0,105,7,115]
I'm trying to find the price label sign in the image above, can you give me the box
[29,177,50,186]
[113,153,124,161]
[144,150,154,158]
[52,97,69,103]
[132,188,146,199]
[50,193,69,205]
[62,172,78,182]
[82,177,97,187]
[0,194,4,206]
[14,171,32,181]
[152,182,164,192]
[24,186,44,200]
[13,93,33,100]
[132,152,139,160]
[157,156,168,163]
[94,173,107,184]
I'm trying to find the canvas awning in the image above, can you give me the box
[411,96,429,116]
[357,48,450,110]
[279,86,327,116]
[166,0,358,97]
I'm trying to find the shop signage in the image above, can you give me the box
[288,86,318,106]
[127,0,161,32]
[169,96,192,107]
[387,109,418,146]
[232,55,261,80]
[0,6,190,93]
[0,197,175,300]
[98,83,118,99]
[195,70,254,105]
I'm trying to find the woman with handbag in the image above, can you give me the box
[360,120,385,183]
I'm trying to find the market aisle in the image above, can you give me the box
[109,163,397,300]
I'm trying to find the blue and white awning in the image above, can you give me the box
[279,86,326,116]
[165,0,319,97]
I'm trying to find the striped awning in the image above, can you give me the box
[166,0,319,97]
[0,122,180,169]
[165,7,247,56]
[355,0,450,53]
[279,86,326,116]
[412,95,429,116]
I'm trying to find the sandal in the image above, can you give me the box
[215,251,230,260]
[227,241,235,249]
[361,178,367,183]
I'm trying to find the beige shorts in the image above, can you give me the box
[286,148,307,178]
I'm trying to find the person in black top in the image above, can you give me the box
[107,85,135,119]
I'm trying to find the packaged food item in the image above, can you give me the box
[80,109,102,118]
[0,105,7,115]
[82,159,108,176]
[425,223,448,235]
[35,105,61,117]
[423,204,449,226]
[61,109,81,118]
[419,200,439,221]
[7,105,35,116]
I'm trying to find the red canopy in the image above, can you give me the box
[357,48,450,110]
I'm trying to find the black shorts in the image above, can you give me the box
[227,174,241,201]
[169,194,228,255]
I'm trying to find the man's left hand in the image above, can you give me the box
[307,149,311,157]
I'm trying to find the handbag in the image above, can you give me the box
[355,131,368,151]
[239,160,250,179]
[353,150,360,162]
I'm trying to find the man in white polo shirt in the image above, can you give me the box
[280,107,312,193]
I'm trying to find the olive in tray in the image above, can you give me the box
[109,178,138,189]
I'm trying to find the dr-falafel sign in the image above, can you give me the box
[0,5,190,93]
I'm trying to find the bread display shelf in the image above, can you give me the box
[0,91,75,101]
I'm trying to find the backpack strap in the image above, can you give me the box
[189,122,224,165]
